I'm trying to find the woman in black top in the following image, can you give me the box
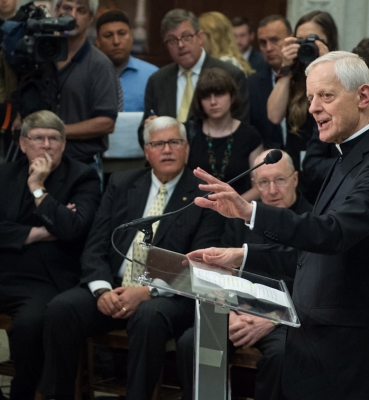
[187,68,263,199]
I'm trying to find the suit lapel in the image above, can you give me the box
[153,168,196,245]
[125,172,152,245]
[164,64,178,118]
[314,132,369,214]
[45,158,67,198]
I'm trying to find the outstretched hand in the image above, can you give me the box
[186,247,245,269]
[193,168,253,221]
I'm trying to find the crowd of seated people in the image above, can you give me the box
[1,2,368,400]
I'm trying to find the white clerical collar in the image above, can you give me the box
[335,123,369,154]
[178,48,206,77]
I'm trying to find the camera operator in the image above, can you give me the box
[266,10,338,203]
[12,0,118,184]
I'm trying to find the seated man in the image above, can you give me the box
[39,116,225,400]
[0,110,101,400]
[176,150,312,400]
[95,10,158,112]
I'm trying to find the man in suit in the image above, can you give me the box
[138,8,249,148]
[0,110,101,400]
[189,51,369,399]
[249,15,292,149]
[231,16,265,72]
[39,116,224,400]
[176,150,312,400]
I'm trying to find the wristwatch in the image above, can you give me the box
[94,288,111,300]
[32,188,47,199]
[148,286,159,298]
[275,65,291,82]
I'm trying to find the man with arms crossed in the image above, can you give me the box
[0,110,101,400]
[189,52,369,400]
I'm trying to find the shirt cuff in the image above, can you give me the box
[153,278,174,297]
[88,280,113,296]
[238,244,248,276]
[244,201,257,229]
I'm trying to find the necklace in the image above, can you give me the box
[206,120,234,181]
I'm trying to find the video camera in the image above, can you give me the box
[1,1,75,72]
[295,34,324,64]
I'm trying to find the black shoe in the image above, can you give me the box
[0,388,9,400]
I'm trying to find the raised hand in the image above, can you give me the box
[27,152,53,193]
[193,167,253,221]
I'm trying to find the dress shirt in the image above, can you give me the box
[176,48,206,116]
[119,55,158,112]
[88,168,184,295]
[242,47,252,60]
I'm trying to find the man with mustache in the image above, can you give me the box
[39,116,224,400]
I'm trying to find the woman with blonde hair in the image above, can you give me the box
[199,11,254,76]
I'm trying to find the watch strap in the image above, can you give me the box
[94,288,111,300]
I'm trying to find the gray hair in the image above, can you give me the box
[306,51,369,92]
[252,149,295,177]
[161,9,199,38]
[21,110,65,139]
[143,117,187,144]
[55,0,98,15]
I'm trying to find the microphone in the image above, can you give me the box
[115,149,282,233]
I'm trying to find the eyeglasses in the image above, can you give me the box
[146,139,185,151]
[26,135,63,145]
[256,173,294,190]
[164,32,198,48]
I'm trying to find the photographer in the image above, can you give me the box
[11,0,118,183]
[266,10,338,202]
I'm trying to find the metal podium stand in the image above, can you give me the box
[131,242,300,400]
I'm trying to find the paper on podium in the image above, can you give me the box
[104,112,145,159]
[192,265,289,308]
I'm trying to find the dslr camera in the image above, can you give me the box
[295,34,322,64]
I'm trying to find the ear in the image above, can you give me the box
[358,84,369,110]
[250,31,255,41]
[95,36,101,49]
[292,170,299,188]
[184,141,190,163]
[19,136,27,154]
[144,146,149,161]
[251,177,256,188]
[197,30,204,46]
